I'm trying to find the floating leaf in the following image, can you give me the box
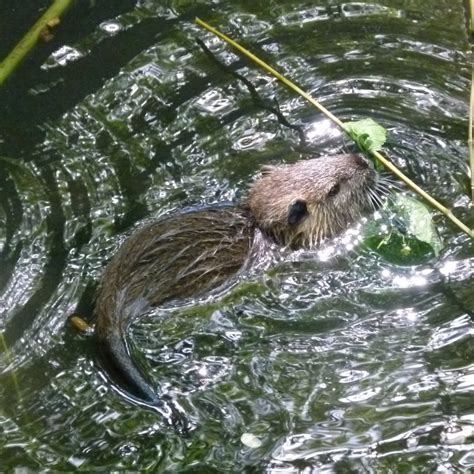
[343,118,387,153]
[393,195,443,253]
[364,193,443,265]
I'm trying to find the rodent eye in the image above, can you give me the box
[327,183,340,197]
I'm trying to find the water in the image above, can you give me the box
[0,0,473,471]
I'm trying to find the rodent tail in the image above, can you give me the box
[96,330,158,404]
[95,318,190,433]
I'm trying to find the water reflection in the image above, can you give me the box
[0,0,473,471]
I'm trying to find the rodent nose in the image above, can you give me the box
[351,154,370,169]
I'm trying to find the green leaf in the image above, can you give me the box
[343,118,387,153]
[363,193,443,265]
[393,195,443,254]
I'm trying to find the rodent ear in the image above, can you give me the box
[288,199,308,227]
[260,165,277,176]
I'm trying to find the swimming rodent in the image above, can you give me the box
[94,154,383,421]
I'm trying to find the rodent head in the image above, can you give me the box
[247,154,380,248]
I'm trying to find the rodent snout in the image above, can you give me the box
[351,154,370,169]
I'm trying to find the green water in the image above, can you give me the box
[0,0,473,471]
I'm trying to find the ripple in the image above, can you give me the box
[42,46,85,70]
[194,88,235,114]
[0,0,472,471]
[278,7,330,26]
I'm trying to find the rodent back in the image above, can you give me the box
[93,154,378,409]
[95,206,254,338]
[93,205,254,407]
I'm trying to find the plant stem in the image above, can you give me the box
[0,333,23,410]
[471,0,474,34]
[195,17,345,130]
[196,17,474,240]
[0,0,75,87]
[470,66,474,203]
[371,149,473,237]
[470,2,474,204]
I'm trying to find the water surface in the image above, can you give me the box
[0,0,473,471]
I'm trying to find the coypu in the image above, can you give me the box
[94,153,384,423]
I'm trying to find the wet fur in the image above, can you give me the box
[248,154,376,247]
[95,206,254,404]
[94,154,379,415]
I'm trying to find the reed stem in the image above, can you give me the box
[0,0,74,87]
[196,17,474,239]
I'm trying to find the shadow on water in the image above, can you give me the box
[0,0,473,471]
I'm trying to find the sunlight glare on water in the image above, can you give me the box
[0,0,473,471]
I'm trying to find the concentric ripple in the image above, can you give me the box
[0,0,473,471]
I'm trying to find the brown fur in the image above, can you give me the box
[247,154,375,247]
[94,154,378,414]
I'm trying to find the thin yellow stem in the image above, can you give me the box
[195,17,345,130]
[471,0,474,34]
[196,17,474,240]
[470,65,474,204]
[468,0,474,204]
[0,333,24,408]
[372,149,473,237]
[0,0,75,87]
